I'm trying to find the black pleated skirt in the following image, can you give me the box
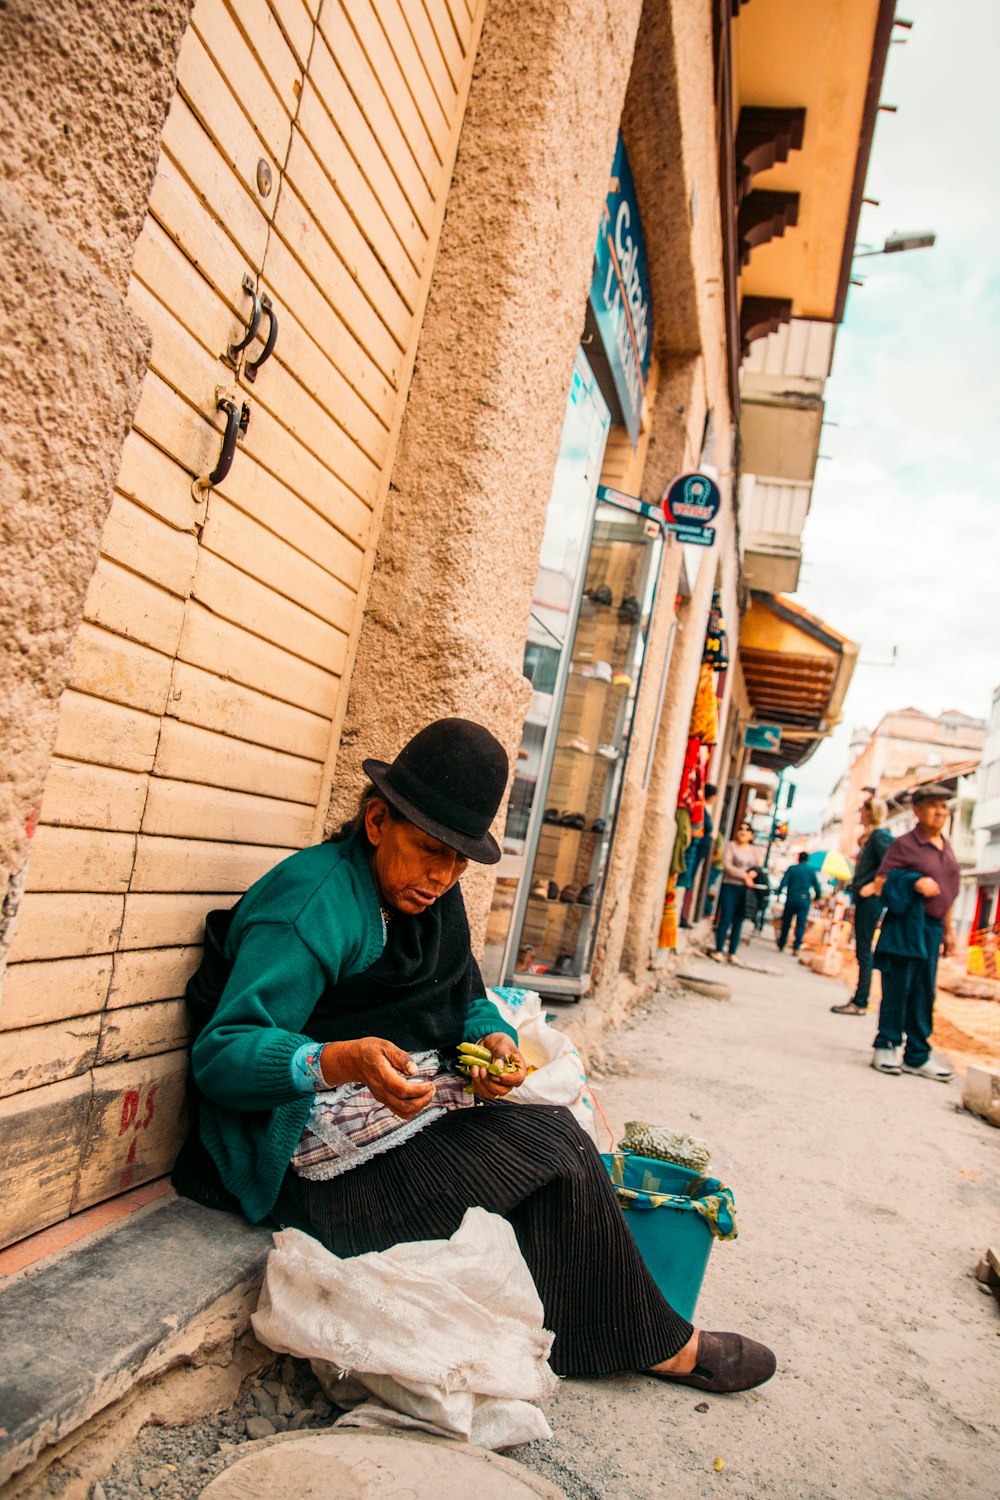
[272,1102,693,1377]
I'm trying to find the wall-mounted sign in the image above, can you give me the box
[744,724,782,752]
[669,524,715,547]
[662,472,721,548]
[596,484,664,529]
[588,136,653,449]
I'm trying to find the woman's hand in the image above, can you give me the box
[320,1037,436,1120]
[915,876,941,899]
[466,1032,527,1101]
[859,882,876,898]
[743,872,756,887]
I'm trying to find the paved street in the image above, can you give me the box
[511,931,1000,1500]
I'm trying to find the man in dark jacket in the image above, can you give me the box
[776,853,823,953]
[868,784,960,1081]
[832,797,893,1016]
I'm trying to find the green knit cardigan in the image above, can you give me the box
[192,835,515,1223]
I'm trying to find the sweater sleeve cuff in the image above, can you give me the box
[290,1041,330,1093]
[464,996,518,1046]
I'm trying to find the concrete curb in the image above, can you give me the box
[0,1195,271,1493]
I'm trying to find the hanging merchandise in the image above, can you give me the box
[677,735,706,818]
[659,875,679,949]
[670,807,693,876]
[703,590,729,669]
[689,663,719,745]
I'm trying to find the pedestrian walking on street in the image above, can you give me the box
[710,823,758,963]
[174,718,776,1393]
[869,784,960,1081]
[832,797,892,1016]
[776,852,822,954]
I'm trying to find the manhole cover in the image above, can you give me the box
[200,1430,567,1500]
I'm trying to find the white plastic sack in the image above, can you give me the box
[489,987,599,1143]
[251,1208,557,1449]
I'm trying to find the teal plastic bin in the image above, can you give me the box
[602,1152,734,1321]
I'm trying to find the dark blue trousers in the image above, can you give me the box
[851,898,882,1007]
[778,899,810,952]
[715,882,747,956]
[874,920,942,1067]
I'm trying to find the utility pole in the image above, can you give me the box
[765,770,795,869]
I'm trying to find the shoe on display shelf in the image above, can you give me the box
[542,807,561,824]
[593,660,613,682]
[529,880,547,899]
[559,885,580,903]
[559,812,586,829]
[577,884,594,905]
[591,818,607,832]
[611,672,632,688]
[584,583,613,606]
[565,735,590,753]
[553,954,574,975]
[618,595,641,621]
[597,743,619,760]
[547,880,560,900]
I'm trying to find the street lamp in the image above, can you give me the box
[854,230,936,259]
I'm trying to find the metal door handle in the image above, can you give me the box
[208,398,250,486]
[225,274,261,366]
[245,295,278,382]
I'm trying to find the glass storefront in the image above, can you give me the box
[480,350,610,985]
[481,360,665,997]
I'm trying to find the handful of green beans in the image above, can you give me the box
[455,1041,520,1081]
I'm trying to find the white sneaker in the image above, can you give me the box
[708,950,725,963]
[901,1053,954,1083]
[727,954,745,967]
[871,1046,902,1075]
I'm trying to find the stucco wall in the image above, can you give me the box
[0,0,193,962]
[329,0,647,937]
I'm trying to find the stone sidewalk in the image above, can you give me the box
[508,930,1000,1499]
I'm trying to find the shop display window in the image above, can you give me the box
[511,499,662,991]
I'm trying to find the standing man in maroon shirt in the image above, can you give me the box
[866,785,961,1081]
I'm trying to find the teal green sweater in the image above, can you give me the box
[192,835,515,1223]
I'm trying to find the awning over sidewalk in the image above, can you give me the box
[738,591,858,769]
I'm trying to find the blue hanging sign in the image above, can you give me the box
[589,136,653,448]
[662,472,722,528]
[596,484,665,529]
[665,523,715,547]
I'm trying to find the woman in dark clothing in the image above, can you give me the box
[832,798,892,1016]
[174,718,775,1394]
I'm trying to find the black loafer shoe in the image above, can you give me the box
[647,1331,776,1394]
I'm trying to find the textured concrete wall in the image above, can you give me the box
[0,0,192,960]
[330,0,646,936]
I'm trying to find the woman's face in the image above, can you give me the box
[860,804,874,828]
[737,826,753,844]
[365,798,469,914]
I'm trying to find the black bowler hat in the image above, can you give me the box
[363,718,509,864]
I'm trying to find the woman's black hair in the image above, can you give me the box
[328,783,405,846]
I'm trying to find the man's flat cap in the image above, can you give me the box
[910,783,953,804]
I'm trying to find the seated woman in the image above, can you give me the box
[174,717,775,1394]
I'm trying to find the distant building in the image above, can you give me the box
[966,685,1000,940]
[836,708,986,858]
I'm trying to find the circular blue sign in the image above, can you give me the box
[663,472,722,526]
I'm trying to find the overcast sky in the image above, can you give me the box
[785,0,1000,832]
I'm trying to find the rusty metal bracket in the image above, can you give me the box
[223,273,261,368]
[245,295,278,382]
